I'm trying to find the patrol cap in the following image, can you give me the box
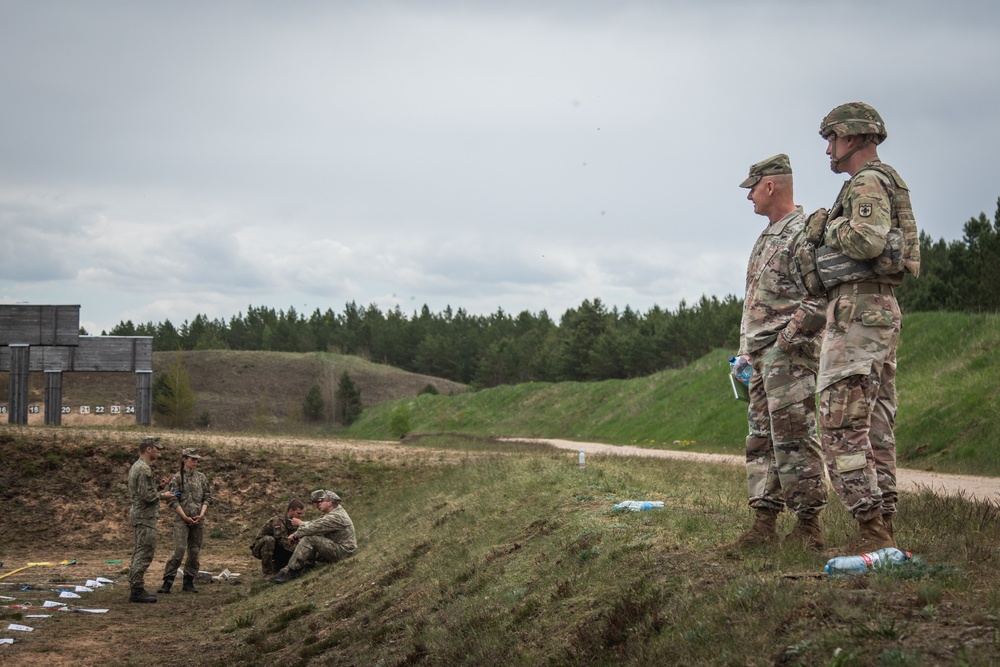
[139,436,163,450]
[309,489,341,503]
[739,153,792,189]
[181,448,202,459]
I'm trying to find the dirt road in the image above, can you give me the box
[509,438,1000,504]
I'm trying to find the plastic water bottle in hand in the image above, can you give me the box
[824,547,911,576]
[729,355,752,386]
[614,500,664,511]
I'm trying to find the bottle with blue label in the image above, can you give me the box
[613,500,664,512]
[729,355,752,386]
[824,547,911,576]
[728,355,752,402]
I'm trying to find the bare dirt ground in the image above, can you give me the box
[1,431,469,667]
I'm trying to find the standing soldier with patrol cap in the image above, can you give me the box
[271,489,357,584]
[127,436,174,603]
[802,102,920,551]
[157,448,213,594]
[731,154,828,550]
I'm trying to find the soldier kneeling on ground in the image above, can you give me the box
[271,490,357,584]
[250,498,305,576]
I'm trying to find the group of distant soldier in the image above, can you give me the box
[127,437,356,603]
[732,101,919,555]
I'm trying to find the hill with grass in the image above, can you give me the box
[348,311,1000,477]
[0,350,468,431]
[2,311,994,475]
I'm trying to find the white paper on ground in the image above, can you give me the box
[0,596,15,601]
[72,609,109,614]
[96,577,114,584]
[42,601,67,608]
[58,591,81,599]
[24,615,51,618]
[6,624,32,632]
[74,586,93,593]
[0,638,14,644]
[85,580,103,588]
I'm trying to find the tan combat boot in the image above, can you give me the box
[785,514,824,551]
[731,508,779,548]
[882,513,895,540]
[857,514,895,551]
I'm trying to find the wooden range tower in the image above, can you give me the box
[0,305,153,425]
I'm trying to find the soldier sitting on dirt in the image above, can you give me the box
[270,490,357,584]
[250,498,305,576]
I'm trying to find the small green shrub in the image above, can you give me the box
[389,404,412,439]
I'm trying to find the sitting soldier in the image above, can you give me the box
[271,490,357,584]
[250,499,305,576]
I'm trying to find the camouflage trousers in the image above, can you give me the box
[287,535,353,571]
[745,342,826,517]
[251,536,293,575]
[162,520,204,580]
[818,290,900,522]
[129,523,157,592]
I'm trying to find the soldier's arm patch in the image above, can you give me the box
[858,203,872,217]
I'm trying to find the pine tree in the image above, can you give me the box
[152,353,196,427]
[334,372,363,425]
[303,384,325,421]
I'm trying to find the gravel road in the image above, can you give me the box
[518,438,1000,504]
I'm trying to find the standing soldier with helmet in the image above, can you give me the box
[128,436,174,603]
[800,101,920,552]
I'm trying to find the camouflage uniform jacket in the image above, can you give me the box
[166,470,212,520]
[128,458,160,528]
[253,514,297,552]
[824,159,905,285]
[293,506,357,554]
[739,206,827,357]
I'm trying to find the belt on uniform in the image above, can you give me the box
[827,282,895,299]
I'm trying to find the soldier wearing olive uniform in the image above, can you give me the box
[157,448,213,594]
[128,436,174,603]
[271,490,357,584]
[251,499,305,575]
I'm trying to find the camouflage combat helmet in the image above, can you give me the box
[819,102,887,144]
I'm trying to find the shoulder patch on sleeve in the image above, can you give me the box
[858,203,872,217]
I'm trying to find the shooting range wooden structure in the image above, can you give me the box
[0,305,152,425]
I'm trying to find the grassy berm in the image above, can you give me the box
[2,429,999,666]
[350,311,1000,477]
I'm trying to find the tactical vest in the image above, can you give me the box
[797,160,920,296]
[828,160,921,279]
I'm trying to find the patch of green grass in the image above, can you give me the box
[215,440,1000,665]
[348,311,1000,477]
[266,602,315,633]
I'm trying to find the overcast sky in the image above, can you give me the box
[2,1,998,335]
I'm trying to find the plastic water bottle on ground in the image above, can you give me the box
[578,450,586,469]
[824,547,911,576]
[613,500,664,511]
